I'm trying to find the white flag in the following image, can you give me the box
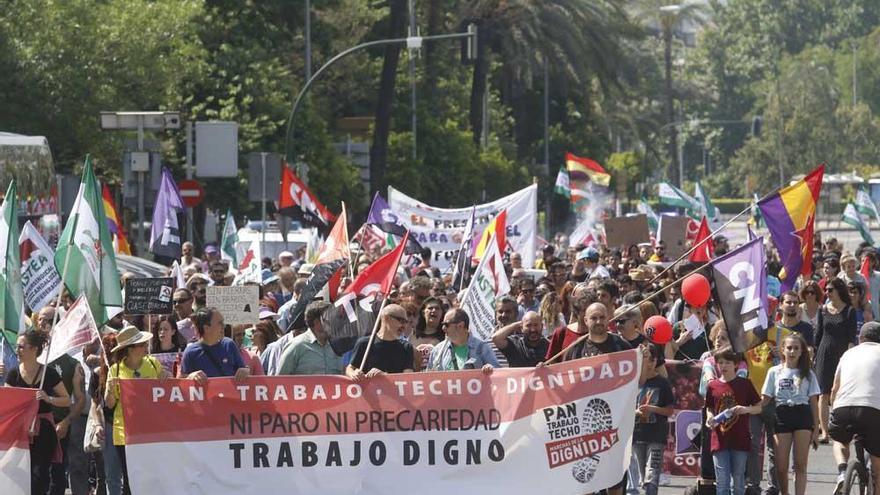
[40,296,99,365]
[170,260,186,289]
[232,241,262,285]
[18,221,62,313]
[461,235,510,341]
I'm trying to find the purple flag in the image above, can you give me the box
[452,206,477,291]
[366,193,422,254]
[150,167,184,259]
[710,237,769,352]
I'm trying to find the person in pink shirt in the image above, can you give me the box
[229,325,265,375]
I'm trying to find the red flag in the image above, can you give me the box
[688,217,715,263]
[346,231,409,298]
[278,165,336,230]
[862,255,872,302]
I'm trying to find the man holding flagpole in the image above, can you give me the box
[346,304,414,380]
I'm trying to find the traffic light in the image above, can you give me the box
[751,116,762,137]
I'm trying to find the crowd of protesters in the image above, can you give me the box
[5,232,880,495]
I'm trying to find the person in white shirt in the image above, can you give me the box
[829,322,880,495]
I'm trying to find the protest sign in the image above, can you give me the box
[207,285,260,325]
[658,215,689,259]
[461,236,510,340]
[122,350,641,495]
[603,215,650,249]
[124,278,174,315]
[18,221,61,312]
[389,185,537,271]
[0,387,40,493]
[662,360,702,477]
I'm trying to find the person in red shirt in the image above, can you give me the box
[705,349,764,495]
[544,293,596,362]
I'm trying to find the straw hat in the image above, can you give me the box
[111,326,153,353]
[629,266,654,282]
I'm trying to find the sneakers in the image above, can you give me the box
[834,471,847,495]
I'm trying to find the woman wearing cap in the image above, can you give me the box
[5,330,71,493]
[104,326,170,493]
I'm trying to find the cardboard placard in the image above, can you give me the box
[604,214,650,249]
[206,285,260,326]
[658,215,689,259]
[124,278,174,315]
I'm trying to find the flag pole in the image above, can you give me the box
[31,228,75,434]
[34,155,87,414]
[357,297,390,371]
[544,259,713,365]
[647,198,768,286]
[356,231,409,371]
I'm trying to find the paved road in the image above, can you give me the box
[659,440,840,495]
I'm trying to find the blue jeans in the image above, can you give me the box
[633,442,665,495]
[103,420,124,495]
[714,449,749,495]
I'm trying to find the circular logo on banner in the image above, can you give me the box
[571,398,614,484]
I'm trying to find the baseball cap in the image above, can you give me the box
[204,245,219,255]
[577,247,599,262]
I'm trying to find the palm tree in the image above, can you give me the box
[457,0,641,146]
[629,0,708,186]
[368,0,408,198]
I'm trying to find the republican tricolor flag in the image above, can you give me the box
[758,164,824,291]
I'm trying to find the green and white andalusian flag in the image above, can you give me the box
[220,208,238,268]
[554,166,570,199]
[636,198,660,234]
[842,203,875,245]
[658,182,701,216]
[0,181,24,347]
[55,156,123,325]
[855,189,880,224]
[694,182,722,229]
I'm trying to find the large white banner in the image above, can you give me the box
[122,351,640,495]
[388,185,537,271]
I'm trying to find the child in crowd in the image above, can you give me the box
[633,344,675,495]
[705,349,763,495]
[761,333,820,495]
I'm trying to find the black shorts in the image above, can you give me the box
[775,404,814,433]
[829,406,880,456]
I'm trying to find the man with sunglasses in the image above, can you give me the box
[492,311,547,368]
[347,304,415,381]
[425,309,498,372]
[173,288,196,342]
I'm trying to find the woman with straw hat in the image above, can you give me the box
[103,326,169,493]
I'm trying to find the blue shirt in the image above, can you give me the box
[181,338,246,377]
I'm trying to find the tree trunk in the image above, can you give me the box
[369,0,408,197]
[469,21,489,145]
[423,0,442,110]
[663,27,678,186]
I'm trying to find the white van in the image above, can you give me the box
[234,220,312,263]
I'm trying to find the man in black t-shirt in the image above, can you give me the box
[569,303,632,359]
[634,344,675,495]
[492,311,549,367]
[347,304,415,380]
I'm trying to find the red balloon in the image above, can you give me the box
[644,315,673,345]
[682,274,711,307]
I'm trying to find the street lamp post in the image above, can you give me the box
[284,28,477,164]
[100,111,181,255]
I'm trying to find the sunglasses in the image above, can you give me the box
[441,321,462,330]
[174,297,192,304]
[389,315,408,324]
[133,370,141,378]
